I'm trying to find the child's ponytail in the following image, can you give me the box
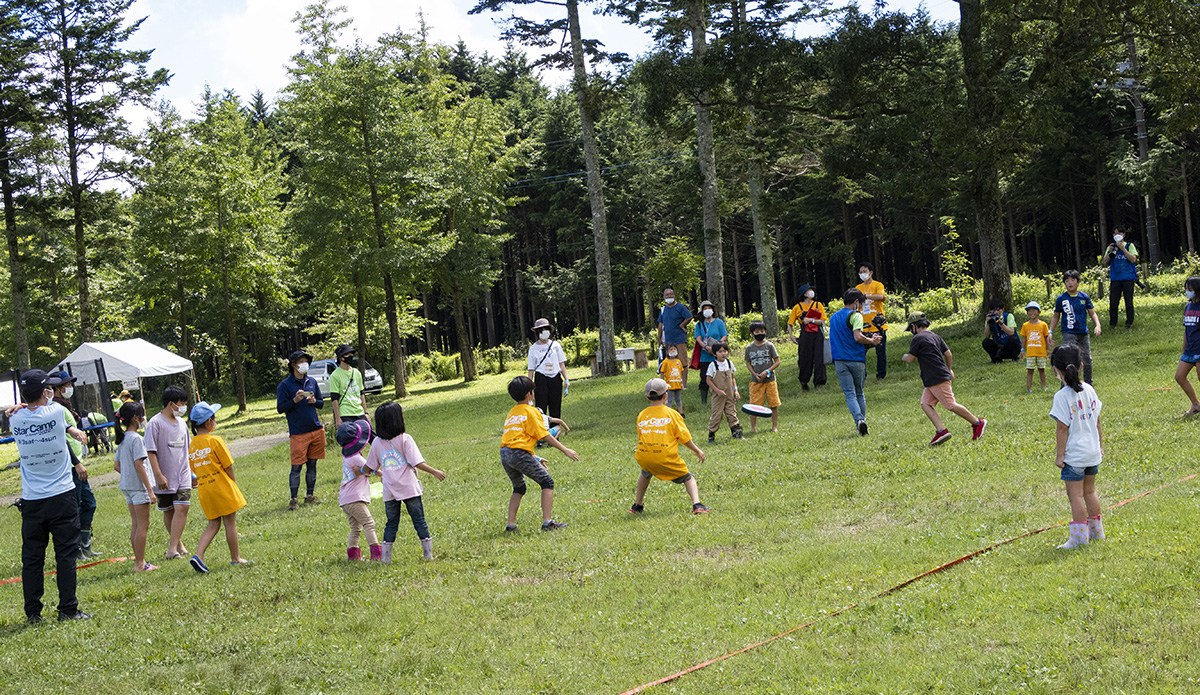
[115,401,145,446]
[1050,344,1084,392]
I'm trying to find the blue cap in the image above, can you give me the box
[189,401,222,424]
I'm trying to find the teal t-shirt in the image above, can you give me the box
[328,367,365,417]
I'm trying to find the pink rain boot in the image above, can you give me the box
[369,544,383,562]
[347,547,362,561]
[1087,515,1105,541]
[1057,522,1089,549]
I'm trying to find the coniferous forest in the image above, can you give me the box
[3,0,1199,405]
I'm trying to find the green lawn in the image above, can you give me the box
[2,297,1199,694]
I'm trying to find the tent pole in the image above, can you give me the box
[191,369,199,402]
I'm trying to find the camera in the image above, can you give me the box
[870,314,888,330]
[986,310,1001,324]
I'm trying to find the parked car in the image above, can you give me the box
[308,359,384,399]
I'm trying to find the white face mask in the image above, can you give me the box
[539,330,551,341]
[1113,234,1124,243]
[702,308,714,319]
[175,405,187,418]
[1187,290,1196,300]
[664,297,675,305]
[668,351,678,358]
[62,386,74,399]
[859,272,871,282]
[295,362,310,376]
[805,291,815,299]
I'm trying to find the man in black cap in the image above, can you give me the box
[51,371,100,560]
[276,350,325,511]
[329,344,368,431]
[11,369,93,623]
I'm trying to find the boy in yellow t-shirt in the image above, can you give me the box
[630,378,710,515]
[1019,301,1053,392]
[657,347,685,414]
[500,376,579,533]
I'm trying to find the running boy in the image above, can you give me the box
[901,312,986,445]
[744,321,781,433]
[630,378,709,515]
[1049,270,1101,384]
[1019,301,1053,392]
[500,376,579,532]
[658,346,685,414]
[706,343,743,442]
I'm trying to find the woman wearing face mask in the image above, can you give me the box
[693,300,729,404]
[787,284,828,391]
[1102,227,1139,330]
[526,318,569,420]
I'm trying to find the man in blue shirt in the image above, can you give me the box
[1102,226,1139,329]
[829,289,882,436]
[12,369,93,623]
[276,350,325,511]
[656,287,693,388]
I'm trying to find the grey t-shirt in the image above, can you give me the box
[145,412,191,492]
[116,431,151,491]
[744,341,779,383]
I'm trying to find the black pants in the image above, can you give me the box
[20,490,81,619]
[1109,279,1135,328]
[864,331,887,379]
[73,468,97,529]
[982,337,1022,363]
[797,331,827,386]
[533,372,564,419]
[697,361,713,398]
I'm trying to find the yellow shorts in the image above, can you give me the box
[749,381,781,408]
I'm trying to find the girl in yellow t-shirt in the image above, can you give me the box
[186,401,250,573]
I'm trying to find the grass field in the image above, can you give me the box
[2,296,1199,694]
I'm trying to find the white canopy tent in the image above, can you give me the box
[58,339,196,402]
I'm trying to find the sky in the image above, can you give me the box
[123,0,961,126]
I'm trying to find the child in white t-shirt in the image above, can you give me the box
[705,343,743,442]
[113,402,157,572]
[1049,344,1105,549]
[336,420,380,562]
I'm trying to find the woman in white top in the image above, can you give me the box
[526,318,570,419]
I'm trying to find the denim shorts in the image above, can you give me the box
[1181,353,1200,364]
[1060,464,1099,481]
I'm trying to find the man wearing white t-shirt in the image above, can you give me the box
[11,369,92,624]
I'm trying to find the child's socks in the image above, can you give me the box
[420,537,433,560]
[1057,522,1089,549]
[381,542,393,565]
[1087,515,1105,541]
[369,544,383,561]
[347,547,362,561]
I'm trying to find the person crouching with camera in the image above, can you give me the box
[982,298,1021,363]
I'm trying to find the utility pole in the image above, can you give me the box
[1125,28,1161,267]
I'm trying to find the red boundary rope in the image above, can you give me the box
[619,473,1198,694]
[0,556,132,586]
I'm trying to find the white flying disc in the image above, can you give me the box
[741,403,773,417]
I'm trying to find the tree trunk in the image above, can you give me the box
[452,287,477,381]
[484,287,497,347]
[748,154,778,334]
[1,128,30,369]
[1069,178,1083,269]
[688,0,724,315]
[355,271,368,378]
[1183,159,1195,254]
[219,248,248,413]
[567,0,617,375]
[730,222,743,314]
[958,0,1012,310]
[1032,212,1043,271]
[176,270,189,362]
[1095,158,1108,243]
[362,114,406,397]
[54,3,93,343]
[1006,203,1021,273]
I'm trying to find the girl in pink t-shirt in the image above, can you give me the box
[335,420,381,562]
[364,402,446,563]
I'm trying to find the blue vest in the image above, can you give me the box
[830,307,867,362]
[1110,242,1138,281]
